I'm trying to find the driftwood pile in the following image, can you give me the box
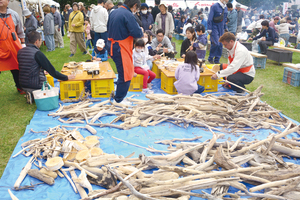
[10,124,300,200]
[49,86,291,134]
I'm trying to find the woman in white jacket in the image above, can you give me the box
[276,19,296,46]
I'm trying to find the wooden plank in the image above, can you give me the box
[60,61,116,81]
[271,46,300,53]
[249,51,267,58]
[282,63,300,71]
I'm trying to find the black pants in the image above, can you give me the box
[111,42,131,103]
[258,40,273,54]
[220,64,254,93]
[10,70,21,89]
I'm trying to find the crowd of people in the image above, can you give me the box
[2,0,300,104]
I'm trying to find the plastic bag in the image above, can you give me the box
[32,81,59,111]
[236,31,248,41]
[297,31,300,43]
[252,40,259,53]
[242,18,246,27]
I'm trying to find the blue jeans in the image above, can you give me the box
[146,60,153,70]
[45,34,55,51]
[280,33,290,47]
[194,85,205,94]
[86,39,92,50]
[93,32,108,50]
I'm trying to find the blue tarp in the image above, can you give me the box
[0,78,299,200]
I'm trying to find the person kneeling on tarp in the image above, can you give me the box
[211,32,255,93]
[17,31,75,104]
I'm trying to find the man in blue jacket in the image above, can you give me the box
[199,14,207,31]
[249,20,277,54]
[207,0,229,64]
[226,3,237,35]
[107,0,143,103]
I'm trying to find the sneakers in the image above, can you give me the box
[142,88,154,94]
[69,54,74,57]
[26,91,33,104]
[17,88,26,95]
[118,98,132,106]
[82,51,87,55]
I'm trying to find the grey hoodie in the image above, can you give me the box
[44,13,54,35]
[90,5,108,33]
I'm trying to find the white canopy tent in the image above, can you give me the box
[145,0,248,10]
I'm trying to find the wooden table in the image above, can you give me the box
[283,63,300,71]
[271,46,300,53]
[60,61,116,99]
[61,61,116,81]
[159,61,218,94]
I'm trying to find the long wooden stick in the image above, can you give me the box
[108,167,159,200]
[14,156,34,188]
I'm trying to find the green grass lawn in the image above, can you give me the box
[0,36,299,178]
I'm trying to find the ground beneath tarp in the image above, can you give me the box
[0,78,299,200]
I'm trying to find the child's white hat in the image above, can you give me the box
[96,39,105,48]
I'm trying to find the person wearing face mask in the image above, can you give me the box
[140,3,154,31]
[107,0,143,103]
[207,0,229,64]
[133,38,156,94]
[211,32,255,93]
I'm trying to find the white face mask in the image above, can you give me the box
[143,38,148,44]
[142,10,147,14]
[148,9,151,12]
[135,48,142,53]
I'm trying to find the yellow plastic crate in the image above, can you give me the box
[129,74,143,92]
[197,75,218,92]
[161,72,177,94]
[152,62,161,79]
[46,74,54,87]
[203,64,224,84]
[60,81,85,100]
[91,79,114,98]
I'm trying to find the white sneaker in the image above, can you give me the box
[147,83,152,89]
[118,98,132,106]
[142,88,154,94]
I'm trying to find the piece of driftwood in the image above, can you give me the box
[70,169,88,199]
[8,189,19,200]
[14,156,34,189]
[27,169,55,185]
[108,167,159,200]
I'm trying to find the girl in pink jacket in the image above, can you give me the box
[84,18,92,50]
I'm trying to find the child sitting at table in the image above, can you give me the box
[144,31,161,70]
[174,51,205,95]
[193,24,207,59]
[92,39,108,61]
[133,38,156,94]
